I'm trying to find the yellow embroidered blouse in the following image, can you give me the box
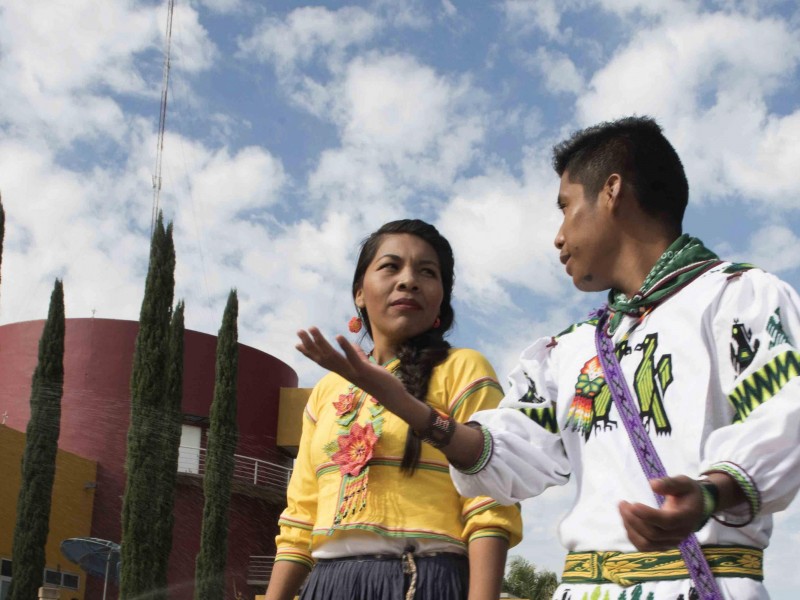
[275,348,522,569]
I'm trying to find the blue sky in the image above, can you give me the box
[1,0,799,596]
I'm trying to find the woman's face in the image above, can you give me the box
[355,233,444,353]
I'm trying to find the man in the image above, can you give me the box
[297,116,800,599]
[449,116,800,599]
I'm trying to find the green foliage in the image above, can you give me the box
[121,213,178,599]
[152,300,185,599]
[194,290,239,600]
[9,280,65,600]
[502,555,559,600]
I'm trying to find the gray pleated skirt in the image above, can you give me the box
[300,552,469,600]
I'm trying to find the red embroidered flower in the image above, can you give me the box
[348,317,362,333]
[334,391,356,416]
[331,422,378,476]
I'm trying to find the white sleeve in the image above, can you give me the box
[701,269,800,523]
[450,337,571,505]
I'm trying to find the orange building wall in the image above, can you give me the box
[0,425,96,600]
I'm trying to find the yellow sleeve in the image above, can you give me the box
[441,348,506,420]
[436,349,524,548]
[274,385,321,570]
[462,497,522,548]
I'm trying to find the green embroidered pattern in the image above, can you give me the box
[730,320,760,376]
[706,462,761,520]
[556,317,599,339]
[728,351,800,422]
[631,334,673,435]
[723,262,757,274]
[521,405,559,433]
[767,308,791,349]
[562,334,673,441]
[564,546,763,585]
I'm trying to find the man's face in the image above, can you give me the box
[553,171,618,292]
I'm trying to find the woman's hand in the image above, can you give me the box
[296,327,487,467]
[296,327,409,414]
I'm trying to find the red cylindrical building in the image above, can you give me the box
[0,318,297,600]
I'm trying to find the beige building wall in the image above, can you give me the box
[277,388,312,457]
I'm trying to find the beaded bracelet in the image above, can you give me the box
[694,478,720,531]
[416,407,456,449]
[450,422,494,475]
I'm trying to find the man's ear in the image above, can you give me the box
[602,173,623,212]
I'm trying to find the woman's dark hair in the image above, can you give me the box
[352,219,455,474]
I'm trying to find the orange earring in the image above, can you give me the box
[348,316,363,333]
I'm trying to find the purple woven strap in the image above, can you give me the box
[594,308,723,600]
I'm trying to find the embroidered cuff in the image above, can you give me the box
[452,423,493,475]
[703,461,761,527]
[468,526,510,543]
[275,549,315,570]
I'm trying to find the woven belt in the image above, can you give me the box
[562,546,763,586]
[315,550,466,563]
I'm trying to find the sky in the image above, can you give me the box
[1,0,799,596]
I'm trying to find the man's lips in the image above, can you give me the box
[560,253,570,266]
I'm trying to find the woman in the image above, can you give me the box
[266,219,521,600]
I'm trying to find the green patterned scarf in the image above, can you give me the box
[606,234,719,333]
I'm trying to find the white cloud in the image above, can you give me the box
[183,144,286,220]
[594,0,695,19]
[0,0,215,148]
[169,3,219,74]
[729,225,800,274]
[0,139,149,324]
[766,502,800,597]
[307,53,488,211]
[238,6,381,73]
[502,0,566,39]
[196,0,245,15]
[340,54,469,154]
[528,47,585,96]
[441,0,458,18]
[578,12,797,123]
[375,0,432,30]
[437,163,565,312]
[575,10,800,206]
[721,109,800,206]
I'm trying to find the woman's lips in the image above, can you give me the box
[390,298,422,309]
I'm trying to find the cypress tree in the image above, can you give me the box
[121,213,176,598]
[153,300,185,599]
[9,280,65,600]
[194,290,239,600]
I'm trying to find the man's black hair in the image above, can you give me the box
[553,116,688,230]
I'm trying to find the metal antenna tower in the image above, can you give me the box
[151,0,175,235]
